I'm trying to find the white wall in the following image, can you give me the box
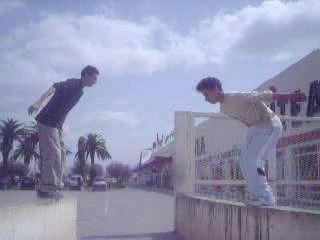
[176,194,320,240]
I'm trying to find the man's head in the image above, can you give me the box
[196,76,223,104]
[81,65,99,87]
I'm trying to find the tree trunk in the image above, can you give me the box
[1,141,13,175]
[2,150,9,174]
[79,152,85,180]
[24,156,31,166]
[89,152,95,185]
[90,152,95,165]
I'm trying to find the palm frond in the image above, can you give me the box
[84,133,112,163]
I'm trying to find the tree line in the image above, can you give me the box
[0,118,112,182]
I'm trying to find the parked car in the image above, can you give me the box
[63,176,72,188]
[11,175,20,186]
[20,176,36,190]
[69,175,84,190]
[105,177,117,189]
[92,176,107,191]
[0,176,12,190]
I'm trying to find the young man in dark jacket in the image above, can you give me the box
[28,65,99,198]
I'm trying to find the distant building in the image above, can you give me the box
[133,132,174,190]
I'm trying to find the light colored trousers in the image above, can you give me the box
[240,117,283,201]
[37,122,66,192]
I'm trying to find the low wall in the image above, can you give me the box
[0,197,77,240]
[128,184,174,196]
[175,194,320,240]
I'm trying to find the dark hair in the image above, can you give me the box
[81,65,99,78]
[196,76,222,91]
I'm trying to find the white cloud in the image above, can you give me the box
[195,0,320,61]
[1,0,319,86]
[95,110,141,127]
[111,99,130,106]
[0,14,170,85]
[1,0,320,116]
[0,0,24,15]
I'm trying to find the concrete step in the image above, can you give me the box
[0,191,77,240]
[82,231,184,240]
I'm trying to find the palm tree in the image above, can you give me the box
[66,148,72,156]
[74,136,87,180]
[0,119,25,173]
[12,123,39,166]
[85,133,111,165]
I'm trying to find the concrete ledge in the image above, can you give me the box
[0,197,77,240]
[128,185,174,196]
[175,194,320,240]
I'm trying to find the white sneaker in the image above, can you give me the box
[259,196,276,206]
[242,199,264,206]
[243,195,275,207]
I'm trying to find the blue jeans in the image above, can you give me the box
[240,117,283,202]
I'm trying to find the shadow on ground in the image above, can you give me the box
[82,231,184,240]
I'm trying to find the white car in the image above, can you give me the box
[69,175,84,190]
[92,176,107,191]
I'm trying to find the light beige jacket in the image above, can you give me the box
[220,90,277,127]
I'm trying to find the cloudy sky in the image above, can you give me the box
[1,0,320,168]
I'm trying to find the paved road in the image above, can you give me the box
[69,187,181,240]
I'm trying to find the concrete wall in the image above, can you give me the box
[0,197,77,240]
[175,194,320,240]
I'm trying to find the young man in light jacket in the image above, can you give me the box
[196,76,305,206]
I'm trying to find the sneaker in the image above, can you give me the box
[37,189,64,200]
[259,196,276,206]
[242,199,264,206]
[242,195,275,207]
[258,193,276,206]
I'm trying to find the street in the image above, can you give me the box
[72,187,178,239]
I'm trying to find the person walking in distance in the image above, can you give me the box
[196,76,305,206]
[28,65,99,198]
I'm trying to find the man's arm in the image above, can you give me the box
[271,91,306,102]
[28,86,56,116]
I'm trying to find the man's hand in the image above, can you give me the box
[291,90,306,102]
[28,105,37,116]
[271,89,306,102]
